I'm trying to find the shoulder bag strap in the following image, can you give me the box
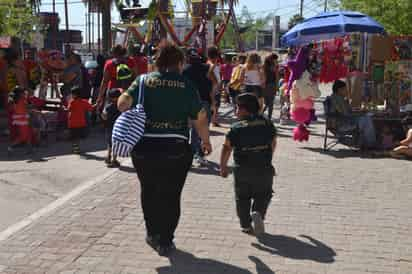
[137,74,146,105]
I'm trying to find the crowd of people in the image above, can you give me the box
[0,42,280,257]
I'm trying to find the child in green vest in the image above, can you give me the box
[220,93,277,236]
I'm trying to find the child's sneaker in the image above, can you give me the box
[241,227,254,235]
[251,212,265,236]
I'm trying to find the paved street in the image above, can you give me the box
[0,101,411,274]
[0,127,112,231]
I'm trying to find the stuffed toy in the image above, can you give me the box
[291,107,311,124]
[294,71,321,99]
[293,124,310,142]
[286,46,310,94]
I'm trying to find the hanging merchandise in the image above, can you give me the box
[317,37,351,83]
[392,36,412,61]
[286,46,310,94]
[369,35,393,62]
[293,124,310,142]
[294,71,321,99]
[290,82,315,142]
[348,33,362,72]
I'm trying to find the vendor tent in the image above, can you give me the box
[281,11,385,47]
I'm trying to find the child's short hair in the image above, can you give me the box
[236,93,260,115]
[71,86,82,97]
[108,88,122,99]
[332,80,346,94]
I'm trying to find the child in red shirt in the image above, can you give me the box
[8,86,33,154]
[67,87,95,154]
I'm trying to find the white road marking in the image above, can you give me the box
[0,160,132,242]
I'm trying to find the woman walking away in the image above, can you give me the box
[117,42,212,257]
[242,53,264,111]
[263,54,279,120]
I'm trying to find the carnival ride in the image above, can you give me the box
[114,0,243,52]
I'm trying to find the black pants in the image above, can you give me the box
[131,137,193,245]
[233,166,274,228]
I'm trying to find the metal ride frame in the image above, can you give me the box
[115,0,243,52]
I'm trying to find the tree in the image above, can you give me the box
[340,0,412,35]
[288,14,305,30]
[0,1,39,42]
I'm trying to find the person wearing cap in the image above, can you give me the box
[183,48,216,167]
[101,88,122,167]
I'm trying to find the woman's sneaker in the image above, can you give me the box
[157,242,176,257]
[251,212,265,236]
[145,235,160,250]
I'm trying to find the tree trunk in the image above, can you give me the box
[102,0,111,54]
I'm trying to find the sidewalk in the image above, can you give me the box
[0,107,412,274]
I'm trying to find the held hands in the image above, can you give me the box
[220,165,229,178]
[201,141,212,156]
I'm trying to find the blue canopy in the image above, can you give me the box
[281,11,385,47]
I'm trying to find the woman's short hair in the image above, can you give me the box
[155,42,185,72]
[236,93,259,115]
[332,80,346,94]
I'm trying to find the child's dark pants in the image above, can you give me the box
[233,166,275,229]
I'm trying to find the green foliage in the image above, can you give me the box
[340,0,412,35]
[0,1,39,42]
[288,14,305,30]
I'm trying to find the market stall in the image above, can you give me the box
[280,11,412,148]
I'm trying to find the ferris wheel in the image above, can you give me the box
[114,0,243,52]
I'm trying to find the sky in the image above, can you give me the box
[39,0,326,43]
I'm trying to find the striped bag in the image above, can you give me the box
[112,75,146,157]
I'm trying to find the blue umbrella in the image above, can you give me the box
[281,11,385,47]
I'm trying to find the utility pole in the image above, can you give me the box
[272,16,280,50]
[52,0,57,49]
[88,4,92,52]
[324,0,327,12]
[97,7,101,54]
[92,12,95,53]
[300,0,304,17]
[64,0,70,55]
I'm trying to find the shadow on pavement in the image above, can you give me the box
[0,130,107,162]
[118,165,136,173]
[301,147,373,159]
[157,249,275,274]
[252,234,336,264]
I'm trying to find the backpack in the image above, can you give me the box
[113,59,133,90]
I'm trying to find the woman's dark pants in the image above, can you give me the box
[132,138,193,246]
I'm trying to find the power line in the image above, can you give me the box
[40,1,84,6]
